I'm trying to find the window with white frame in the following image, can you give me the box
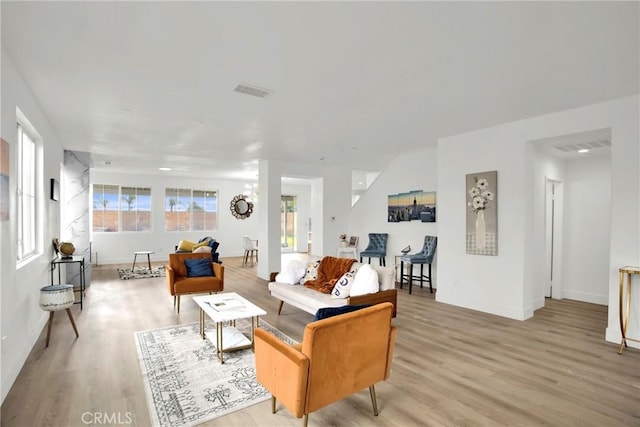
[17,121,37,260]
[165,188,217,232]
[92,184,152,232]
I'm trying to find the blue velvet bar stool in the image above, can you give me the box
[39,284,79,347]
[359,233,389,266]
[400,236,437,294]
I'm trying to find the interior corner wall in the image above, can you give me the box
[257,159,282,280]
[347,146,439,280]
[437,95,639,335]
[1,50,65,402]
[562,154,612,305]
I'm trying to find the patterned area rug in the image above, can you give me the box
[118,266,166,280]
[134,319,296,427]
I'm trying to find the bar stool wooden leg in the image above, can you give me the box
[65,308,79,338]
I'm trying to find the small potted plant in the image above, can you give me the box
[339,234,347,247]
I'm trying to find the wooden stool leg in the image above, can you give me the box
[45,312,55,347]
[147,254,151,270]
[65,308,79,338]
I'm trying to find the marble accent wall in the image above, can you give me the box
[62,150,92,286]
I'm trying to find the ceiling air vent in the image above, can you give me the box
[553,138,612,154]
[233,83,272,99]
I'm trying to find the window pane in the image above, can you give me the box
[93,184,119,232]
[201,190,217,230]
[165,188,190,231]
[17,123,37,260]
[122,186,151,231]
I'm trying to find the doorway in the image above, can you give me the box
[544,178,563,299]
[281,195,297,252]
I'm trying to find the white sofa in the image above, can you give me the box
[268,256,397,317]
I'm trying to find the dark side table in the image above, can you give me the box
[51,255,85,310]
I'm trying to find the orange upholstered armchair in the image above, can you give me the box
[255,302,397,426]
[166,253,224,313]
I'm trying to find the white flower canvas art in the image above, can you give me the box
[466,171,497,255]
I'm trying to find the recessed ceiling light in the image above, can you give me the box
[578,149,589,153]
[158,167,171,171]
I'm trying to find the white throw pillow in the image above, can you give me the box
[331,263,362,299]
[275,259,306,285]
[350,264,379,296]
[193,246,212,253]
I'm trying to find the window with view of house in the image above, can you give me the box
[92,185,152,232]
[17,119,39,261]
[165,188,217,232]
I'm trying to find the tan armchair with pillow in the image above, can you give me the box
[255,302,397,426]
[166,252,224,313]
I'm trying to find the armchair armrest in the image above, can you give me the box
[212,262,224,289]
[165,264,176,295]
[255,328,309,418]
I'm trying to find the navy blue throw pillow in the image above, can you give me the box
[184,258,214,277]
[313,304,370,321]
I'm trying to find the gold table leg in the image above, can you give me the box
[617,267,640,355]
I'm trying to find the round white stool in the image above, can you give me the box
[39,284,79,347]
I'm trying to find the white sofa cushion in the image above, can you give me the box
[350,264,379,296]
[370,264,395,291]
[269,281,347,314]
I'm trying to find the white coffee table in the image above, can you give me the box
[192,292,267,363]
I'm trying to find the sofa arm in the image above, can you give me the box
[255,328,309,418]
[348,289,397,317]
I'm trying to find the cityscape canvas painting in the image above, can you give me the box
[388,190,436,222]
[466,170,497,255]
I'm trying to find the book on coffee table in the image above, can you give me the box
[209,298,245,311]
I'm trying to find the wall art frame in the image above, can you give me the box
[466,170,497,256]
[387,190,436,222]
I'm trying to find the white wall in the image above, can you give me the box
[438,128,527,319]
[348,146,439,283]
[90,170,261,264]
[1,50,65,401]
[562,155,612,304]
[437,96,639,349]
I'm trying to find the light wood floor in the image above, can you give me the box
[2,257,639,426]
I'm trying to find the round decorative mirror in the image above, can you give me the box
[230,194,254,219]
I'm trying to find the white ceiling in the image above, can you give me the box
[2,2,638,181]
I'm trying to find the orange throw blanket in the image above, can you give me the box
[304,256,356,294]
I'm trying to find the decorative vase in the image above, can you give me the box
[58,242,75,258]
[340,240,348,247]
[475,210,486,249]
